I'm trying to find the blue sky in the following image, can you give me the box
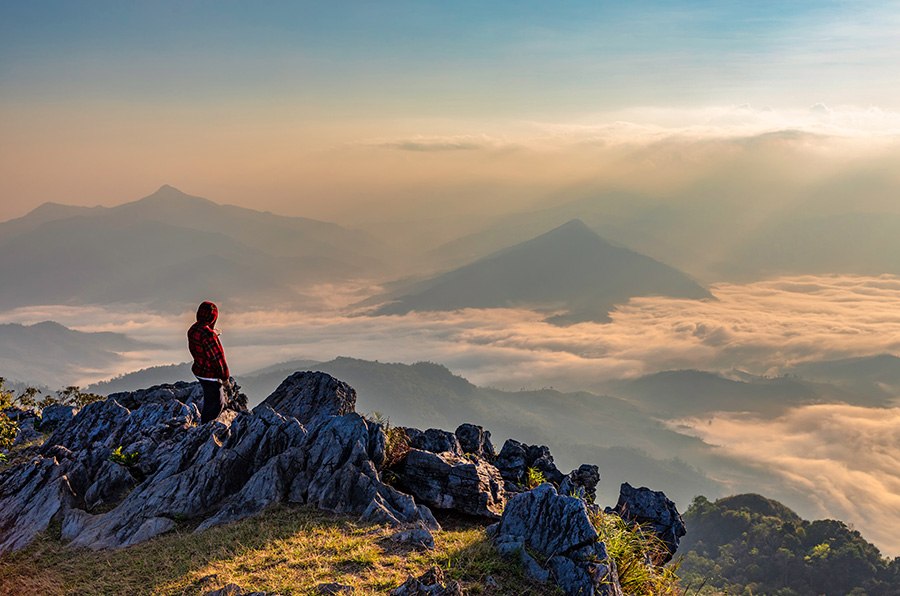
[4,1,898,115]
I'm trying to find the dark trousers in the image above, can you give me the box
[199,380,226,423]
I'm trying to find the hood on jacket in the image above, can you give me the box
[196,301,218,327]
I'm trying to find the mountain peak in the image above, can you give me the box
[130,185,216,210]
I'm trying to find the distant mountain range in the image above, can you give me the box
[372,219,711,324]
[0,185,388,311]
[0,321,150,388]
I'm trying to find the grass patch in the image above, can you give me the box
[0,505,558,595]
[590,510,682,595]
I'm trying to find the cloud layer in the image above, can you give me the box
[675,404,900,556]
[5,274,900,392]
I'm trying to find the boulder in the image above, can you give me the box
[256,372,356,424]
[605,482,686,565]
[83,460,138,511]
[494,484,622,596]
[455,423,495,459]
[495,439,565,489]
[38,404,76,431]
[404,427,462,456]
[395,448,504,518]
[0,456,75,553]
[559,464,601,503]
[391,567,463,596]
[12,417,42,446]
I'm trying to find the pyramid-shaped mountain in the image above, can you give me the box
[374,219,710,324]
[0,186,387,310]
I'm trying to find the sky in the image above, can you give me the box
[3,1,900,221]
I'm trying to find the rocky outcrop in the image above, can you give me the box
[560,464,601,503]
[454,423,495,459]
[0,368,685,596]
[606,482,686,564]
[0,371,434,554]
[493,483,623,596]
[0,456,75,553]
[38,404,76,431]
[394,448,505,519]
[258,372,356,424]
[495,438,565,489]
[404,427,463,456]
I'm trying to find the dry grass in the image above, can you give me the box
[0,505,558,595]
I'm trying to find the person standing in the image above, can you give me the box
[187,301,230,423]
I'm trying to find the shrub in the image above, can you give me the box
[109,446,140,467]
[0,377,14,410]
[589,509,682,595]
[525,467,545,489]
[367,412,410,470]
[55,386,104,409]
[0,413,17,451]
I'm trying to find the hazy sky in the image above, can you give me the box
[3,1,900,220]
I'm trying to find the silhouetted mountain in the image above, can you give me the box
[0,185,388,310]
[0,321,151,387]
[608,369,853,416]
[373,219,710,324]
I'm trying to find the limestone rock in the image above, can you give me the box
[0,456,75,553]
[495,439,564,489]
[391,566,463,596]
[404,427,462,455]
[559,464,601,503]
[494,484,622,596]
[256,371,356,424]
[12,417,42,446]
[83,460,138,511]
[38,404,76,431]
[455,423,495,459]
[606,482,686,565]
[2,373,439,555]
[395,448,504,518]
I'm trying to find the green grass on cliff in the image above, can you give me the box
[0,505,559,595]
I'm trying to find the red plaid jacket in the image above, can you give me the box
[188,317,229,381]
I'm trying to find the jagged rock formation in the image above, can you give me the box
[493,484,623,595]
[0,372,435,553]
[0,371,684,596]
[606,482,687,564]
[494,438,566,489]
[394,448,505,519]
